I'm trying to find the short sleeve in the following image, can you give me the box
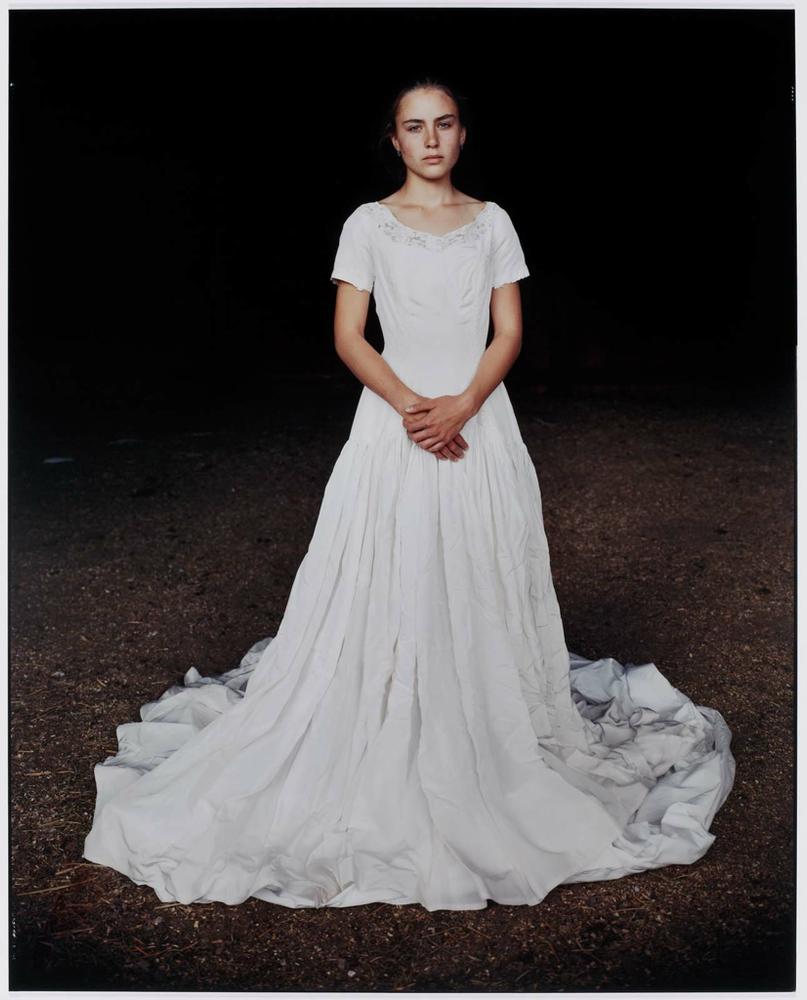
[330,206,374,293]
[491,205,530,289]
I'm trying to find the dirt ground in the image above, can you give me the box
[9,375,795,992]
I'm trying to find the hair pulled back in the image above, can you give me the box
[375,76,473,182]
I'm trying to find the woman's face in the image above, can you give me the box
[392,87,465,181]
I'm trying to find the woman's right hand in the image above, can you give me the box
[399,395,469,461]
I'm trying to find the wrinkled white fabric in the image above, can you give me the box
[82,200,736,909]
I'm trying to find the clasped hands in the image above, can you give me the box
[400,393,475,461]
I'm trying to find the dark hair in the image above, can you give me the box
[375,76,473,183]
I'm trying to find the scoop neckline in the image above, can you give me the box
[374,200,492,239]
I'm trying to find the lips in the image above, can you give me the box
[423,156,443,162]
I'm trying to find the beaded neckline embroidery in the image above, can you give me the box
[368,201,495,250]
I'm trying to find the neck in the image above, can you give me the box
[394,174,459,208]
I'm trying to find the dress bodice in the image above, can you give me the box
[330,200,530,397]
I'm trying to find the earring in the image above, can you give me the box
[396,149,401,157]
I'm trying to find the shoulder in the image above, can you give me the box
[335,202,376,227]
[350,201,382,216]
[486,201,524,235]
[332,205,377,248]
[480,200,515,227]
[486,201,517,220]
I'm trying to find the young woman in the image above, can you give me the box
[82,78,736,911]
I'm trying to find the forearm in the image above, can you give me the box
[335,334,416,414]
[460,333,522,417]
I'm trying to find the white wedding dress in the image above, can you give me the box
[82,200,736,910]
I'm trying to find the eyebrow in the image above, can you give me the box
[401,113,456,125]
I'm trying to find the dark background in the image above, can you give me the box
[9,7,795,432]
[8,9,796,991]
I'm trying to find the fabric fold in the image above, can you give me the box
[82,197,734,909]
[83,399,735,909]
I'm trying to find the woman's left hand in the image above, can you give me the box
[402,393,475,454]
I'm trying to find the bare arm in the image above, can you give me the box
[459,280,523,416]
[332,281,417,415]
